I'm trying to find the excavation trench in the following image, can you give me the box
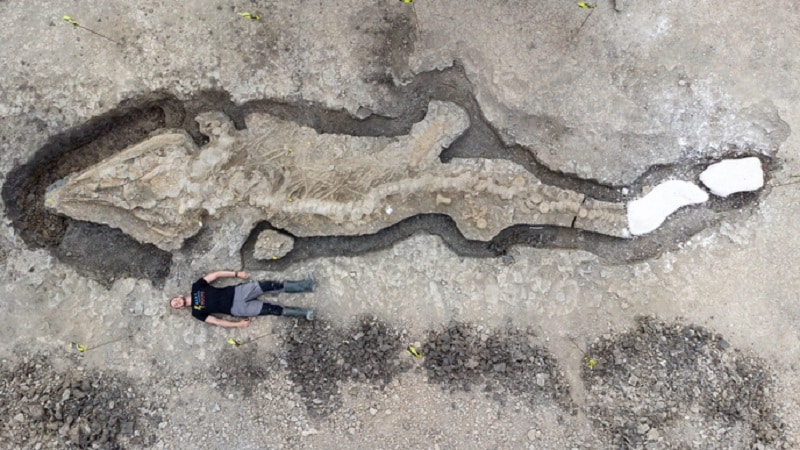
[2,64,771,284]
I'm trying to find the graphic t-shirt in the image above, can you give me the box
[190,278,236,322]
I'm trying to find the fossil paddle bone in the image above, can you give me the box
[45,101,627,252]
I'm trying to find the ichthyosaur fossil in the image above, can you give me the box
[44,100,631,252]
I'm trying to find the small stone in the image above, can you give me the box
[253,229,295,260]
[27,405,44,420]
[647,428,660,441]
[69,424,82,444]
[121,421,135,436]
[539,202,550,214]
[637,423,650,435]
[369,408,377,415]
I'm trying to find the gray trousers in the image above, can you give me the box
[230,282,281,317]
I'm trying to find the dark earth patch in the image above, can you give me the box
[0,351,157,449]
[353,1,417,85]
[56,221,171,288]
[423,322,573,412]
[582,317,787,448]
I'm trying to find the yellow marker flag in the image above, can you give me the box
[63,15,79,26]
[70,342,87,352]
[238,12,261,20]
[227,337,243,347]
[577,2,597,9]
[406,345,423,358]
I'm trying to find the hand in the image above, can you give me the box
[238,318,251,328]
[236,271,250,279]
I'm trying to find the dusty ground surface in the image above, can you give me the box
[1,1,800,449]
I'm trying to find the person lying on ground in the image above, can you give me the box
[169,270,314,327]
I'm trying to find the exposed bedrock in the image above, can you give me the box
[408,3,791,185]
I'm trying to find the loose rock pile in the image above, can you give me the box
[583,317,787,448]
[279,318,575,419]
[0,351,155,449]
[281,317,412,417]
[424,322,573,411]
[1,317,788,449]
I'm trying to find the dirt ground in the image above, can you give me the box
[1,1,800,449]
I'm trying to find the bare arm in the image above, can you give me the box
[202,270,250,283]
[204,316,251,328]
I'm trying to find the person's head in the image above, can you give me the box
[170,295,190,309]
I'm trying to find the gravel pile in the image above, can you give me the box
[281,317,412,417]
[423,322,573,412]
[0,351,156,449]
[583,317,787,449]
